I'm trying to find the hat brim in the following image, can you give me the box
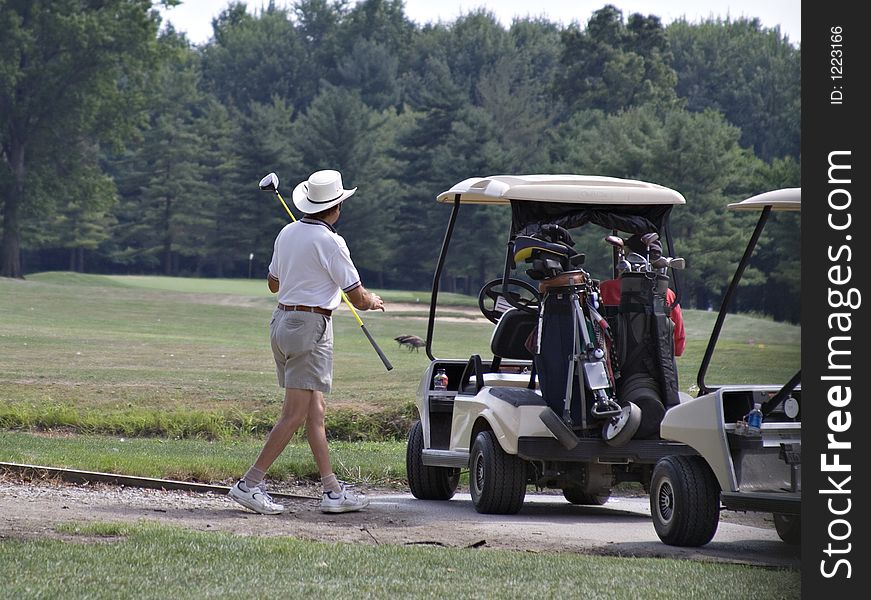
[292,181,357,214]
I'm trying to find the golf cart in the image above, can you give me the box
[650,187,801,546]
[406,174,695,514]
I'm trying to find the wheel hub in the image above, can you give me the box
[658,481,674,522]
[474,453,485,492]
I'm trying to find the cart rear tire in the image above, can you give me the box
[563,487,610,505]
[773,513,801,545]
[406,421,460,500]
[650,455,720,547]
[469,430,527,514]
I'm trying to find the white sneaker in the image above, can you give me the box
[229,480,285,515]
[320,483,369,513]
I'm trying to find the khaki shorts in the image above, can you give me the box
[270,308,333,392]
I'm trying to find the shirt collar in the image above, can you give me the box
[300,217,336,233]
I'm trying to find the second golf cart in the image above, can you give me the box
[649,188,801,547]
[406,174,694,514]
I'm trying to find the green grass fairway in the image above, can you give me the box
[1,273,799,440]
[2,272,484,437]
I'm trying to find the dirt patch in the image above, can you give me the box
[0,476,447,549]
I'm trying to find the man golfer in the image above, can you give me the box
[230,169,384,514]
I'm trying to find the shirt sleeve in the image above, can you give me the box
[268,233,279,279]
[326,236,361,293]
[667,289,686,357]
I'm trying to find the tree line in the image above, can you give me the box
[0,1,801,321]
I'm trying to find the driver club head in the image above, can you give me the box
[259,172,279,193]
[641,232,659,247]
[604,235,625,248]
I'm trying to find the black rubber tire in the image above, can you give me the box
[650,455,721,547]
[773,513,801,545]
[406,421,460,501]
[563,487,611,505]
[469,430,527,514]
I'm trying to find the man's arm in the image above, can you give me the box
[267,273,279,294]
[346,284,385,311]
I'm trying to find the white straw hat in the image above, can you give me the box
[292,170,357,214]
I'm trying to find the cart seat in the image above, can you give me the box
[462,309,539,394]
[481,371,539,388]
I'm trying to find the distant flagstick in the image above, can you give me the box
[259,172,393,372]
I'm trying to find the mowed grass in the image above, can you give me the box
[1,273,799,440]
[0,272,486,438]
[0,431,406,486]
[0,522,799,600]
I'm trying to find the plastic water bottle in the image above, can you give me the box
[433,368,449,391]
[746,403,763,435]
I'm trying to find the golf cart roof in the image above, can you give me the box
[727,187,801,211]
[436,175,686,206]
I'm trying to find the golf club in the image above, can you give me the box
[651,255,686,274]
[640,232,659,272]
[605,234,626,278]
[626,252,648,272]
[259,172,393,372]
[604,235,625,252]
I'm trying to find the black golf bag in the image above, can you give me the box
[514,227,607,430]
[606,272,680,438]
[534,289,593,428]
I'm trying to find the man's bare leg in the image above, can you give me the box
[305,391,332,477]
[251,387,312,472]
[305,391,342,493]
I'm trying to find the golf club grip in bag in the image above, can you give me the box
[616,273,679,409]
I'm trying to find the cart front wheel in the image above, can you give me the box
[650,455,720,547]
[406,421,460,500]
[469,430,527,514]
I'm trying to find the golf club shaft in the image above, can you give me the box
[273,191,393,371]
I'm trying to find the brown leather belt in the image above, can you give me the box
[278,303,332,317]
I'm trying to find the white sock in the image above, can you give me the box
[321,473,342,494]
[243,466,266,489]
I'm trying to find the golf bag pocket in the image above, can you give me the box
[534,294,588,426]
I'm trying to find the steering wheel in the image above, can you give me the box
[477,278,541,324]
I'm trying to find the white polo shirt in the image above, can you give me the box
[268,218,361,311]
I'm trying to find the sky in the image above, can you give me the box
[157,0,801,46]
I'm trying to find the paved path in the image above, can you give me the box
[367,492,800,568]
